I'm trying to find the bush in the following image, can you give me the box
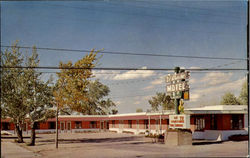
[167,128,192,133]
[228,134,248,141]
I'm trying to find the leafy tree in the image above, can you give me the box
[1,42,52,145]
[24,48,55,146]
[78,79,117,115]
[136,108,143,113]
[239,81,248,105]
[53,50,117,147]
[1,42,28,143]
[54,50,116,114]
[148,92,174,111]
[110,109,118,115]
[220,92,241,105]
[1,42,54,144]
[53,50,98,112]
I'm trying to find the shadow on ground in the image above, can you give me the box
[192,140,223,145]
[1,136,41,139]
[36,136,144,144]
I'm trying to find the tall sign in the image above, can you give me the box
[165,69,190,100]
[165,67,190,115]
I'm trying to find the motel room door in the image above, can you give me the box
[101,121,104,130]
[60,122,65,133]
[66,121,71,133]
[119,120,123,132]
[136,120,139,133]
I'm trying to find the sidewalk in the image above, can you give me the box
[1,141,40,158]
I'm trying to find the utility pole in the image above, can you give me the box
[55,105,59,148]
[174,67,181,114]
[247,0,249,152]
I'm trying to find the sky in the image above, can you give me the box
[1,1,248,113]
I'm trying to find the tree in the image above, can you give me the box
[77,79,117,115]
[1,42,29,143]
[239,81,248,105]
[53,50,117,147]
[24,48,55,146]
[110,109,118,115]
[53,50,98,112]
[1,42,54,144]
[220,92,241,105]
[148,92,174,111]
[136,108,143,113]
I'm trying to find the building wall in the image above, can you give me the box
[244,114,248,130]
[190,116,195,132]
[2,113,247,140]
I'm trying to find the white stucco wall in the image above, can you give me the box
[204,130,248,141]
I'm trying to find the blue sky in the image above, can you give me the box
[1,1,248,113]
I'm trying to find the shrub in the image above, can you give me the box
[228,134,248,141]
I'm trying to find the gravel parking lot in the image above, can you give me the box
[2,132,249,158]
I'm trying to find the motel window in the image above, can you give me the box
[2,122,10,130]
[144,120,149,129]
[195,117,205,131]
[128,120,132,128]
[75,121,82,129]
[112,120,115,128]
[48,122,55,129]
[211,114,217,130]
[90,121,97,128]
[231,115,243,130]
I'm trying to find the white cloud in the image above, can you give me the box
[151,76,165,85]
[113,69,155,80]
[189,93,201,102]
[200,72,233,86]
[93,67,156,81]
[189,66,201,69]
[143,85,155,90]
[93,70,119,80]
[188,76,246,105]
[189,78,196,84]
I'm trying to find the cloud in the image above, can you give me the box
[189,78,196,84]
[113,68,155,80]
[200,72,233,86]
[93,70,119,80]
[143,85,155,90]
[189,93,201,102]
[93,67,156,81]
[151,76,165,85]
[189,66,201,69]
[189,76,246,105]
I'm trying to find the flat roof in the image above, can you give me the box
[2,105,247,122]
[185,105,248,114]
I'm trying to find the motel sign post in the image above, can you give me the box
[165,67,190,115]
[165,67,192,146]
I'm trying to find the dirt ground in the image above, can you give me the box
[2,132,249,158]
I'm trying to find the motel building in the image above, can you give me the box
[1,105,248,141]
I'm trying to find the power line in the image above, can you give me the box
[1,45,247,61]
[0,66,247,71]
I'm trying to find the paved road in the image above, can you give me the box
[1,141,40,158]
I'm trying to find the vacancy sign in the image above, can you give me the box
[169,114,190,129]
